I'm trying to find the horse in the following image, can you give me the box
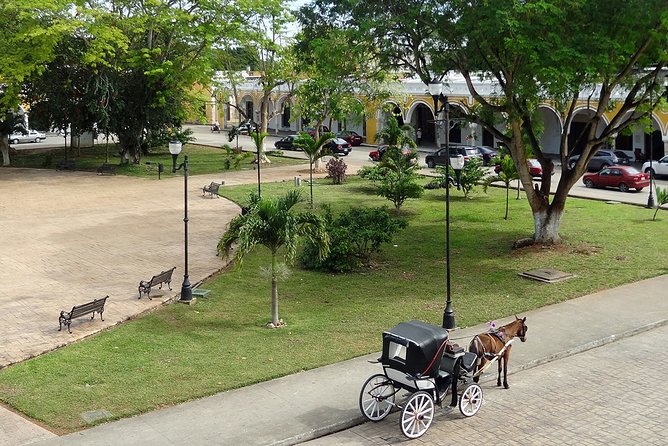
[467,316,527,389]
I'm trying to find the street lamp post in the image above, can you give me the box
[428,78,458,330]
[169,140,193,303]
[647,90,656,209]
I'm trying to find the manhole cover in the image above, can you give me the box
[80,409,113,424]
[518,268,575,283]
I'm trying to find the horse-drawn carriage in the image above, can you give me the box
[359,320,482,439]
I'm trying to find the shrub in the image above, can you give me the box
[300,206,407,272]
[458,157,485,197]
[358,165,385,182]
[326,157,347,184]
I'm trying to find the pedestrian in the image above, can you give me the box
[416,128,422,146]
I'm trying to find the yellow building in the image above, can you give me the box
[205,73,668,161]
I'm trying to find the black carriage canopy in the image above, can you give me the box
[381,320,449,377]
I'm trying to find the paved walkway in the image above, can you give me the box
[305,324,668,446]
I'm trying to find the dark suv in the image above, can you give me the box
[425,145,481,168]
[568,150,619,171]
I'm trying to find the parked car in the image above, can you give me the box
[582,166,649,192]
[425,145,480,168]
[336,130,363,146]
[613,151,631,165]
[475,146,498,166]
[494,158,546,178]
[9,129,46,144]
[274,135,300,150]
[306,125,330,137]
[323,137,351,156]
[568,150,619,171]
[641,155,668,178]
[369,145,413,162]
[237,121,256,135]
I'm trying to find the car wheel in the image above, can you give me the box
[426,159,435,168]
[645,168,655,179]
[618,183,629,192]
[11,138,19,145]
[636,187,644,192]
[584,178,594,188]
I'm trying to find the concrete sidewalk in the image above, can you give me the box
[27,274,668,446]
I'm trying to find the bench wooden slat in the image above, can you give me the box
[59,296,108,334]
[138,267,176,300]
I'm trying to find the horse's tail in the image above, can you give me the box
[468,336,484,383]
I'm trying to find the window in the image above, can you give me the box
[388,342,406,363]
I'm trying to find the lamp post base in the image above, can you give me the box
[442,303,456,330]
[178,276,195,305]
[647,195,655,209]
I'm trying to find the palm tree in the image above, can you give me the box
[218,190,330,327]
[483,154,519,220]
[652,186,668,221]
[294,131,335,208]
[375,116,417,150]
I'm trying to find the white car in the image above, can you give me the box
[642,155,668,177]
[9,129,46,144]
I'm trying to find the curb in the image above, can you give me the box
[274,318,668,446]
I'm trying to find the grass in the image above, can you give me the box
[0,177,666,432]
[8,143,304,177]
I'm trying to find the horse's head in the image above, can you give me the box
[514,315,528,342]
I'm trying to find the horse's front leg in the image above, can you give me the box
[502,351,509,389]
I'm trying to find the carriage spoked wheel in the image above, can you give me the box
[400,391,435,439]
[458,383,483,417]
[359,374,396,422]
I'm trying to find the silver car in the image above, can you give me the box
[9,129,46,144]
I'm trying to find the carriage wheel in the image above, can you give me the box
[359,374,395,422]
[400,391,435,439]
[458,383,483,417]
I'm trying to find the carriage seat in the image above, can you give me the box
[460,351,477,372]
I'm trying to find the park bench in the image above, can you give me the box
[138,267,176,300]
[97,163,116,175]
[57,159,75,171]
[203,181,223,198]
[58,296,108,334]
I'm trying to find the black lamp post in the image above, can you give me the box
[428,78,459,330]
[169,140,193,303]
[647,89,656,208]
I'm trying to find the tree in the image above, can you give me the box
[653,187,668,221]
[293,131,336,208]
[441,0,668,243]
[218,190,330,327]
[457,158,485,199]
[294,14,392,168]
[483,155,519,220]
[375,116,417,150]
[0,0,72,166]
[375,146,423,209]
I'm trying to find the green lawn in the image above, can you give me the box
[9,143,304,177]
[0,177,666,432]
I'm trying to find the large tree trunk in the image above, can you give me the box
[532,205,564,244]
[0,136,10,166]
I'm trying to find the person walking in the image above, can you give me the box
[416,127,423,146]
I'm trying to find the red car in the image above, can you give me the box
[494,159,544,177]
[582,166,649,192]
[369,145,412,161]
[336,130,363,146]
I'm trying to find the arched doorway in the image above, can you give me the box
[568,109,607,155]
[538,106,562,156]
[407,101,436,146]
[644,115,664,161]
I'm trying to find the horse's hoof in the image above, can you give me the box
[504,383,510,389]
[473,377,479,383]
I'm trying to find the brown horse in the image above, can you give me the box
[468,316,527,389]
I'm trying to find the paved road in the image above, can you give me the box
[304,324,668,446]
